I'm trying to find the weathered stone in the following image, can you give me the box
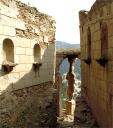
[0,0,57,127]
[79,0,113,127]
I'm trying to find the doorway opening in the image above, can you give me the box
[59,57,81,120]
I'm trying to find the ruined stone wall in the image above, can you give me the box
[0,0,56,92]
[80,0,113,127]
[0,0,57,127]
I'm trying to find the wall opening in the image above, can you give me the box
[3,38,14,63]
[100,22,108,58]
[59,57,81,117]
[87,27,91,59]
[34,43,41,63]
[59,58,69,115]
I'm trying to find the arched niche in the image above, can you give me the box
[2,38,16,72]
[33,43,41,63]
[100,22,108,58]
[87,27,91,59]
[3,38,14,63]
[83,27,91,65]
[96,22,108,66]
[33,43,42,72]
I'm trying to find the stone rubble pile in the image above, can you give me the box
[74,96,99,128]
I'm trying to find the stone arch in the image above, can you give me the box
[3,38,14,63]
[100,22,108,58]
[56,50,80,74]
[33,43,41,62]
[56,56,67,74]
[87,27,91,59]
[55,49,80,116]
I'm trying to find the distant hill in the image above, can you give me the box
[56,41,80,49]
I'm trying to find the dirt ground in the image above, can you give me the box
[58,85,99,128]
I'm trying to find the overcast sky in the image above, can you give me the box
[20,0,96,44]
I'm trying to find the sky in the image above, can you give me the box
[20,0,96,44]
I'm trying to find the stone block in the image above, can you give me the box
[19,55,27,63]
[65,99,75,115]
[3,25,16,36]
[15,64,26,72]
[25,64,32,71]
[14,56,19,64]
[25,48,33,56]
[16,47,26,55]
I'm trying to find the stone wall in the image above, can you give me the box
[79,0,113,127]
[0,0,56,92]
[0,0,57,127]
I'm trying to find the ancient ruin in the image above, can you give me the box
[55,49,80,117]
[0,0,57,127]
[80,0,113,127]
[1,0,113,127]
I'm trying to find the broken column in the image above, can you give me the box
[65,56,76,115]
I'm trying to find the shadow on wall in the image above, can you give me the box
[0,44,57,128]
[0,40,52,91]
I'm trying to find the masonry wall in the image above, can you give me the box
[0,0,57,127]
[80,0,113,127]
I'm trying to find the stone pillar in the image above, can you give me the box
[65,56,76,115]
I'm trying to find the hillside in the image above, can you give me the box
[56,41,80,49]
